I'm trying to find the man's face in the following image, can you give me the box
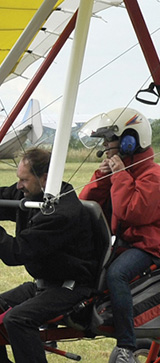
[16,160,46,199]
[103,139,120,159]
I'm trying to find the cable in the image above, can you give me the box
[0,24,160,185]
[2,27,160,129]
[52,150,160,203]
[0,99,27,157]
[67,139,103,183]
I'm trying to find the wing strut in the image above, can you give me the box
[0,10,78,143]
[45,0,94,199]
[124,0,160,104]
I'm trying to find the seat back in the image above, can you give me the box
[43,201,112,334]
[80,200,112,290]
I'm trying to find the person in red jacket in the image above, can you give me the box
[79,107,160,363]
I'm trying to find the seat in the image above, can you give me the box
[62,200,112,332]
[80,200,112,289]
[42,200,112,333]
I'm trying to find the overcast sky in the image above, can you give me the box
[0,0,160,128]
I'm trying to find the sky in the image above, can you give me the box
[0,0,160,129]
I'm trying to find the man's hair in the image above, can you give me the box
[21,148,51,177]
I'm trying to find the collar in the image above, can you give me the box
[123,147,154,173]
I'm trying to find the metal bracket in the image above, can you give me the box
[41,193,59,215]
[136,82,160,105]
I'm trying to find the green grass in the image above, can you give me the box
[64,162,99,194]
[45,338,116,362]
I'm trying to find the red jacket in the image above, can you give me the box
[79,147,160,258]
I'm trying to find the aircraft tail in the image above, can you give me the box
[20,98,43,144]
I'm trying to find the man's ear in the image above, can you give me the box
[40,173,48,188]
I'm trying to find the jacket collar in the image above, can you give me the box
[123,147,155,174]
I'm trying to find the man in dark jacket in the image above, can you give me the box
[0,148,98,363]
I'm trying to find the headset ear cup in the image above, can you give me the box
[120,135,137,154]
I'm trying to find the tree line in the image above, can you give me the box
[151,118,160,147]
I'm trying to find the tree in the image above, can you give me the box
[151,119,160,146]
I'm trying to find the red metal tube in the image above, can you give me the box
[124,0,160,85]
[0,10,78,143]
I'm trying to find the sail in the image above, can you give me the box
[0,0,123,83]
[0,0,44,64]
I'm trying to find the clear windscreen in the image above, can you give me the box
[78,113,108,149]
[78,130,103,149]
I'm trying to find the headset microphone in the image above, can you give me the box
[96,147,119,158]
[96,150,105,158]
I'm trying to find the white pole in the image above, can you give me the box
[45,0,94,198]
[0,0,58,85]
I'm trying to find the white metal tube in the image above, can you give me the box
[23,201,43,209]
[45,0,94,197]
[0,0,58,85]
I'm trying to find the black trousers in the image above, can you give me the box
[0,282,92,363]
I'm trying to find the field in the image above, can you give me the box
[0,160,117,362]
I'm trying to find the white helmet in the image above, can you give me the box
[78,107,152,154]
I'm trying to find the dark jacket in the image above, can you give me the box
[0,182,98,287]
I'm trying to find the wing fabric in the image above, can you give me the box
[0,0,123,82]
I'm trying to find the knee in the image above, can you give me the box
[3,308,19,332]
[0,296,10,312]
[106,263,125,288]
[3,309,12,329]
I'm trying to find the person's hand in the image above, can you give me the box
[108,155,125,173]
[99,159,112,174]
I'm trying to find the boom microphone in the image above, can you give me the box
[96,149,106,158]
[96,147,119,158]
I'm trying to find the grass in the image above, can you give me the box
[0,160,117,362]
[64,161,100,194]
